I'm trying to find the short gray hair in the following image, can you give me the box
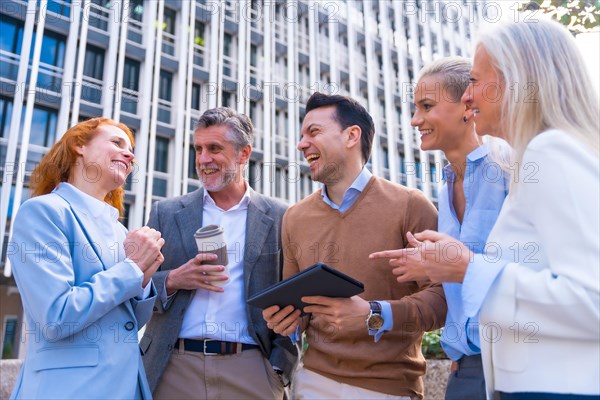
[417,56,472,103]
[194,107,254,151]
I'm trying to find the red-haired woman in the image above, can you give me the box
[8,117,164,399]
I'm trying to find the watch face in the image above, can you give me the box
[367,314,384,330]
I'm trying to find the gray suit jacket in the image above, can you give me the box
[140,187,298,391]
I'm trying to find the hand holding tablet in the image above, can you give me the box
[247,263,364,314]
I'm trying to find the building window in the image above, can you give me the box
[383,147,389,169]
[188,145,197,179]
[250,45,257,67]
[128,0,144,22]
[47,0,71,17]
[0,97,13,139]
[122,203,131,228]
[163,7,176,35]
[0,16,24,54]
[222,92,233,107]
[154,137,169,173]
[123,58,140,90]
[83,44,105,80]
[40,31,66,68]
[158,70,172,123]
[2,316,18,359]
[153,137,169,197]
[161,8,176,56]
[194,21,205,47]
[224,33,233,57]
[159,70,172,101]
[191,83,201,111]
[122,58,140,114]
[30,106,58,147]
[247,160,261,191]
[36,31,66,91]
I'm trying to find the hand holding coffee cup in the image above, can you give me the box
[194,225,229,287]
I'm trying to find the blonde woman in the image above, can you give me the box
[371,57,509,399]
[376,16,599,399]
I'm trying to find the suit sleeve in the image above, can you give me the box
[9,200,144,340]
[131,281,157,328]
[268,206,299,381]
[389,190,448,333]
[147,200,173,313]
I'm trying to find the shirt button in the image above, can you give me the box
[124,321,135,331]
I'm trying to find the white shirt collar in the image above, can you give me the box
[202,183,251,211]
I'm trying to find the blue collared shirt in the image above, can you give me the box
[321,167,372,212]
[438,144,508,360]
[321,167,393,341]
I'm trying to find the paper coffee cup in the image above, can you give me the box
[194,225,229,286]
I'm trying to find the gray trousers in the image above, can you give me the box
[445,354,486,400]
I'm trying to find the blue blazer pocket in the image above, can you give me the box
[32,346,99,371]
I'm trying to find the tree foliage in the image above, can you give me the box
[520,1,600,34]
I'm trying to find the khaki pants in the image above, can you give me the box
[292,367,414,400]
[154,347,284,400]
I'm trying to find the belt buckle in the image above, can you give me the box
[203,339,219,356]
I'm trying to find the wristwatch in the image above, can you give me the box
[366,301,384,332]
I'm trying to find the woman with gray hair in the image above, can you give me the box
[374,15,599,399]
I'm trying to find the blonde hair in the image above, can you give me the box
[478,15,599,167]
[417,56,472,103]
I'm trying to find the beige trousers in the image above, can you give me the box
[154,347,284,400]
[292,367,414,400]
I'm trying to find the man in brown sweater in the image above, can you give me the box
[263,92,447,399]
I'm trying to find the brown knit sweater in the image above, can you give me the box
[282,176,447,398]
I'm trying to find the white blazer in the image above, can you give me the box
[462,130,600,397]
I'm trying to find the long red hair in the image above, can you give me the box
[30,117,135,215]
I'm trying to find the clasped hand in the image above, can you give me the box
[124,226,165,287]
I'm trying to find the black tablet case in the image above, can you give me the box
[246,263,364,313]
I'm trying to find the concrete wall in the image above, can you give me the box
[0,359,21,399]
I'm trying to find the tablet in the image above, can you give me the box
[246,263,364,313]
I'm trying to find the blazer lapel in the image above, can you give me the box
[244,189,274,283]
[54,186,116,272]
[175,188,205,261]
[55,185,137,318]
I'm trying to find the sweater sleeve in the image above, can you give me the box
[282,209,300,279]
[390,190,447,333]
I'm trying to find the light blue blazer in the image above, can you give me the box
[8,183,155,399]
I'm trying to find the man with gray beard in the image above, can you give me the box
[141,107,297,399]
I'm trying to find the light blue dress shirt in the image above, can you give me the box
[321,167,393,341]
[438,144,508,361]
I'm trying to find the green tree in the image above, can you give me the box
[520,1,600,35]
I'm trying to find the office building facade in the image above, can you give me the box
[0,0,487,358]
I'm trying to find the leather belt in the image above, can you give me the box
[175,338,260,356]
